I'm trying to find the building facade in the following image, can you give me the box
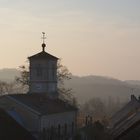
[0,33,77,139]
[28,43,58,98]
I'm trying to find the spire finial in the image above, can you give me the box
[42,32,46,52]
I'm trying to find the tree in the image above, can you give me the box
[57,60,73,101]
[15,60,76,103]
[15,65,29,88]
[81,97,107,120]
[0,81,15,95]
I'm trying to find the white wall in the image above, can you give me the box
[29,59,57,94]
[40,111,77,131]
[2,96,77,134]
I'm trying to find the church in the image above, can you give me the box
[0,33,77,139]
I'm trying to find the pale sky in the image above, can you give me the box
[0,0,140,80]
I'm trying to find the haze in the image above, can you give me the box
[0,0,140,80]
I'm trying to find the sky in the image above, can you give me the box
[0,0,140,80]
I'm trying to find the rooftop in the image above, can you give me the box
[0,108,36,140]
[110,95,140,127]
[111,110,140,138]
[28,51,58,60]
[110,95,140,138]
[8,93,77,115]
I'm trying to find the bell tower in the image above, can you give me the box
[28,33,58,98]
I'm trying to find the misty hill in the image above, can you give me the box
[0,68,140,104]
[65,76,140,104]
[0,68,20,82]
[125,80,140,86]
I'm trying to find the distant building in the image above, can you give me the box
[109,95,140,140]
[0,33,77,139]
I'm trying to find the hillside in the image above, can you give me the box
[0,68,20,82]
[0,69,140,104]
[125,80,140,86]
[65,76,140,104]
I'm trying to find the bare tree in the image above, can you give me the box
[0,81,16,95]
[15,65,29,87]
[57,60,73,101]
[15,60,77,105]
[81,97,107,120]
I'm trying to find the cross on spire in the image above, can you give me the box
[42,32,46,52]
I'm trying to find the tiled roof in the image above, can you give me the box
[110,95,140,127]
[111,111,140,138]
[8,94,77,115]
[110,95,140,138]
[28,51,58,60]
[0,108,36,140]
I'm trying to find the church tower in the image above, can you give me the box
[28,33,58,98]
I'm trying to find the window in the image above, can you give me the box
[36,64,42,77]
[52,70,56,80]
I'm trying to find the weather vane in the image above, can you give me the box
[41,32,46,52]
[42,32,46,44]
